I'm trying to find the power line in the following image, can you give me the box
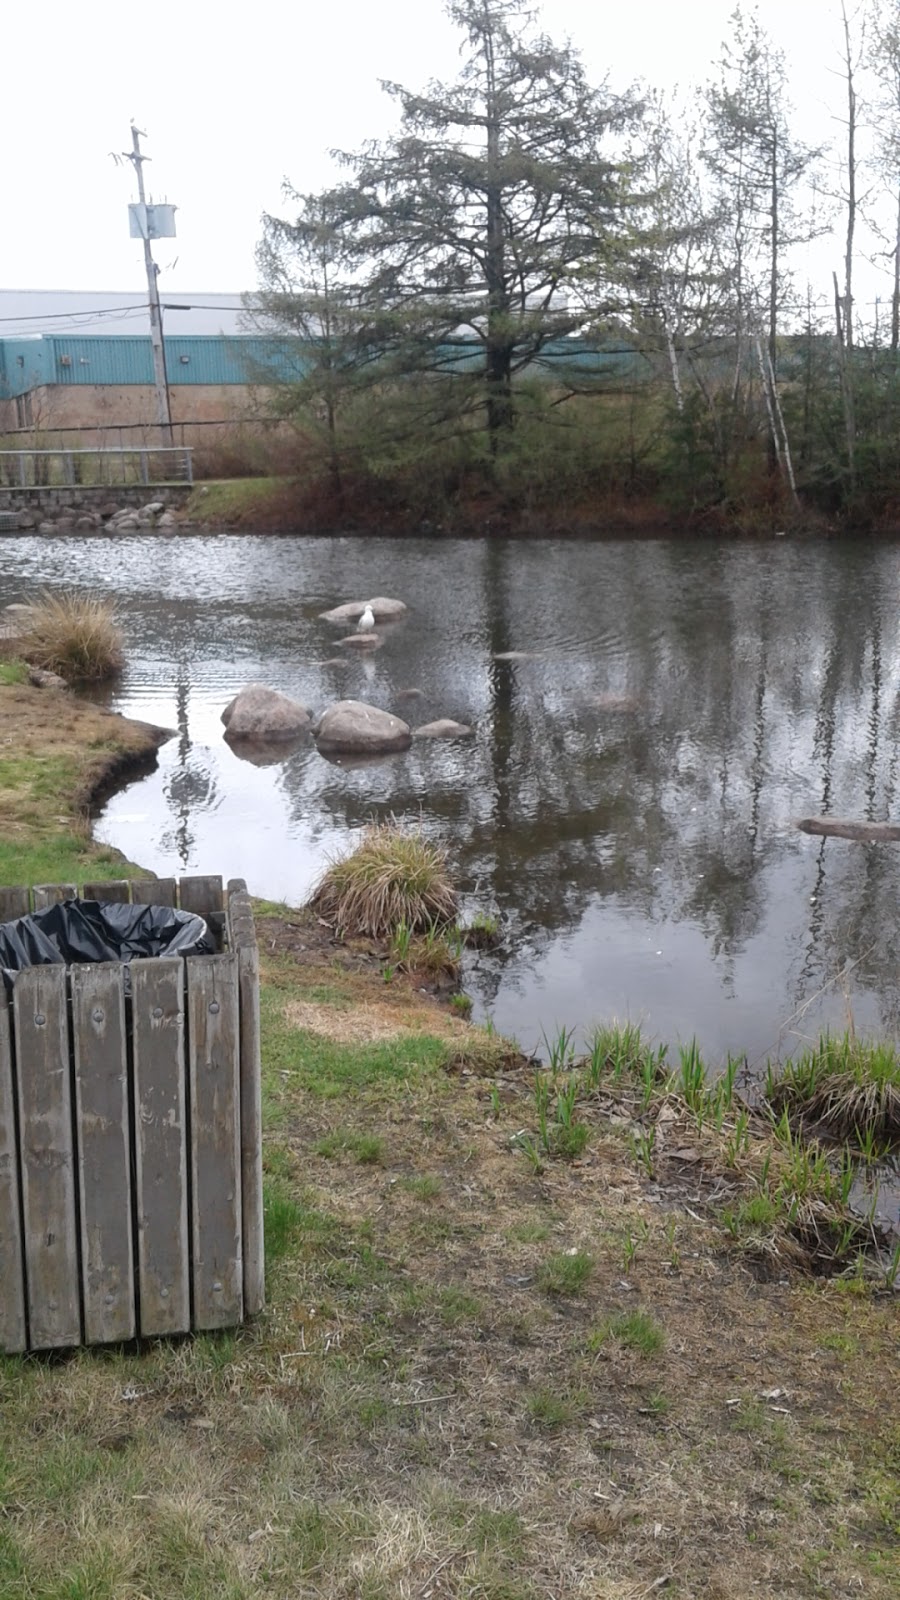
[0,301,247,328]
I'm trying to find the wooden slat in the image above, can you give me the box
[131,879,177,908]
[180,876,226,952]
[131,958,190,1337]
[228,881,264,1316]
[0,887,30,922]
[187,954,243,1329]
[14,966,81,1350]
[32,884,76,910]
[71,963,135,1344]
[82,880,131,904]
[0,997,27,1353]
[179,876,224,917]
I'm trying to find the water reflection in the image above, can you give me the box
[3,531,900,1063]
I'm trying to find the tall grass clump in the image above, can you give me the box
[310,820,458,937]
[584,1022,668,1094]
[765,1033,900,1153]
[20,589,124,682]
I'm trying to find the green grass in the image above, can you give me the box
[588,1309,665,1357]
[468,1506,527,1556]
[643,1390,670,1416]
[314,1130,385,1164]
[526,1385,590,1429]
[0,830,148,899]
[720,1190,783,1238]
[399,1173,443,1199]
[259,988,451,1099]
[820,1332,859,1357]
[263,1181,305,1262]
[536,1249,593,1296]
[0,661,27,685]
[0,834,99,891]
[1,751,80,802]
[460,912,500,950]
[449,992,473,1017]
[766,1032,900,1150]
[185,476,286,525]
[435,1287,482,1325]
[584,1021,668,1092]
[506,1220,551,1244]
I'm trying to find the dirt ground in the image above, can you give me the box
[0,687,896,1598]
[243,905,900,1598]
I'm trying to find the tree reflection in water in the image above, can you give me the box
[6,532,900,1064]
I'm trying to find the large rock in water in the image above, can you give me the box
[315,700,411,754]
[319,597,408,624]
[221,684,312,739]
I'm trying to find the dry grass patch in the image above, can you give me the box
[18,588,124,683]
[282,995,470,1047]
[310,819,458,937]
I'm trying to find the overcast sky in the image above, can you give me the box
[2,1,883,312]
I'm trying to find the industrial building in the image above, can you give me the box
[0,291,287,440]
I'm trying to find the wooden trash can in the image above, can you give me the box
[0,875,263,1353]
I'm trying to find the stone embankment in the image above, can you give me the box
[0,483,194,534]
[4,498,181,535]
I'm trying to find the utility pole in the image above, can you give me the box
[123,125,173,444]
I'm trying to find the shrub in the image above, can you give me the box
[310,820,458,938]
[20,589,124,682]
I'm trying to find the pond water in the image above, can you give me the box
[4,531,900,1069]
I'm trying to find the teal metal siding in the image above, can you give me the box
[0,340,55,399]
[0,332,641,396]
[49,337,154,385]
[42,334,294,386]
[163,336,295,384]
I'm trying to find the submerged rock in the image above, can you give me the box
[226,735,306,767]
[314,700,411,754]
[319,596,408,624]
[588,692,640,713]
[337,632,382,650]
[412,719,474,739]
[221,684,312,740]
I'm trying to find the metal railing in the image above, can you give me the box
[0,446,193,490]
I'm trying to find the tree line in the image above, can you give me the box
[247,0,900,531]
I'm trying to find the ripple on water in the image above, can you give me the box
[5,531,900,1067]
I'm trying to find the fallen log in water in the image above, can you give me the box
[796,817,900,842]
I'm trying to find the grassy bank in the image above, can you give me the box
[0,692,897,1598]
[0,678,170,888]
[183,478,309,532]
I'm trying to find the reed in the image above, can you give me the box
[766,1033,900,1152]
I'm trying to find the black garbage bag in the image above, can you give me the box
[0,899,213,995]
